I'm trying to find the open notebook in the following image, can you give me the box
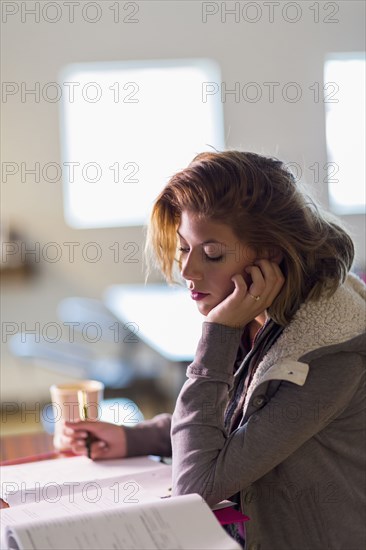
[0,455,243,550]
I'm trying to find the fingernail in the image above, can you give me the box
[98,441,107,449]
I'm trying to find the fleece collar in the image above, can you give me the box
[243,273,366,414]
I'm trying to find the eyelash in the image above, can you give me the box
[177,247,224,263]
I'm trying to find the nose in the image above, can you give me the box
[180,251,203,282]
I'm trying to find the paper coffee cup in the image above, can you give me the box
[50,380,104,450]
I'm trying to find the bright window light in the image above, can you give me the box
[59,59,225,228]
[324,53,365,214]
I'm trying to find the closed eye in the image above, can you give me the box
[177,247,224,262]
[205,254,224,262]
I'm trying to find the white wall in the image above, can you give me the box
[2,0,365,293]
[1,1,365,401]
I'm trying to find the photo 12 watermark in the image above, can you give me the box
[202,478,341,504]
[1,81,140,104]
[201,2,340,24]
[202,81,340,104]
[1,240,141,265]
[200,397,339,425]
[1,479,142,505]
[1,319,140,344]
[1,161,140,184]
[1,1,140,24]
[2,399,142,425]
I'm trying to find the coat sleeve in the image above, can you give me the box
[171,322,365,506]
[124,413,172,457]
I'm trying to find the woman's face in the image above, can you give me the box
[177,210,257,316]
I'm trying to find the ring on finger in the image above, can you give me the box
[248,292,261,301]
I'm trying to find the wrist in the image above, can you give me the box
[118,425,128,457]
[201,320,243,341]
[205,315,248,329]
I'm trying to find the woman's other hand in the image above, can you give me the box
[62,420,128,460]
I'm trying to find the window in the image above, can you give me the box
[59,59,225,228]
[324,53,365,214]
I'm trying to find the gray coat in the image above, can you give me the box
[125,273,366,550]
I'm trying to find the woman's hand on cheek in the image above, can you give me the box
[206,259,285,328]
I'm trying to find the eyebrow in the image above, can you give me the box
[176,230,226,246]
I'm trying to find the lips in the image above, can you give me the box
[190,291,210,301]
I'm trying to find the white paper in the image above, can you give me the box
[0,456,168,506]
[1,455,240,550]
[0,480,162,549]
[3,494,241,550]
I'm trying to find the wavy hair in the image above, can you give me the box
[144,151,354,325]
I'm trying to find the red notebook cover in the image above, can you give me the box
[0,450,75,467]
[213,506,250,525]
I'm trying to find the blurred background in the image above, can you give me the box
[1,0,365,436]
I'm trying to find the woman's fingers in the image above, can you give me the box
[230,273,247,294]
[207,259,286,328]
[62,433,109,458]
[245,265,266,297]
[71,440,88,455]
[60,420,127,461]
[62,424,91,454]
[89,441,108,459]
[63,427,88,439]
[247,260,284,307]
[65,420,97,432]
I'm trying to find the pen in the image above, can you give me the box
[77,390,92,459]
[160,487,172,499]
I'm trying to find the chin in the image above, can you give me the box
[196,303,208,315]
[196,300,217,316]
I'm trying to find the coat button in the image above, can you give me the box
[252,395,266,407]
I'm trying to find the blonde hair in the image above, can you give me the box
[145,151,354,325]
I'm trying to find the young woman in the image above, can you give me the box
[64,151,365,550]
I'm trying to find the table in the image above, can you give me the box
[0,431,57,509]
[0,434,241,536]
[0,432,54,463]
